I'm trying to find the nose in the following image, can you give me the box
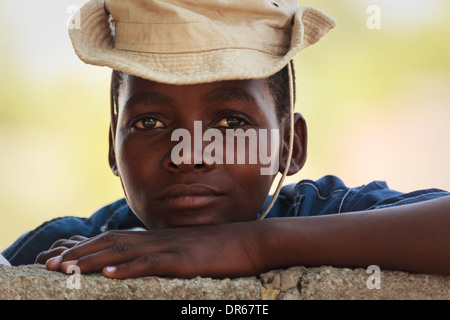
[163,125,217,173]
[163,148,216,173]
[166,161,213,173]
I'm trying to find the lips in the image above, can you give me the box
[157,184,224,209]
[158,184,222,198]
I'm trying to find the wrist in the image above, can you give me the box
[255,218,306,272]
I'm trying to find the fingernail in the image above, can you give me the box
[104,266,116,274]
[46,255,62,268]
[61,260,78,271]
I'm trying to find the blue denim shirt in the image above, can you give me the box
[3,175,449,266]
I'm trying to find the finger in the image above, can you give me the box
[60,241,149,274]
[101,253,180,279]
[49,239,81,250]
[35,247,68,265]
[59,231,124,263]
[48,235,89,251]
[42,235,90,267]
[60,231,153,263]
[69,235,88,241]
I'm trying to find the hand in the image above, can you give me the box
[35,235,88,264]
[44,221,268,279]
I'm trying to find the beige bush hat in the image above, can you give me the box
[69,0,335,85]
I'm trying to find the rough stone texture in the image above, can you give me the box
[260,266,450,300]
[0,265,259,300]
[0,264,449,300]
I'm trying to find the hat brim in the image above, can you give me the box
[69,0,336,85]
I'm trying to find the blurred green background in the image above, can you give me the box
[1,0,449,252]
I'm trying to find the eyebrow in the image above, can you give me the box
[123,86,259,112]
[124,92,174,111]
[201,86,258,107]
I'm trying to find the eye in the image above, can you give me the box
[215,116,247,129]
[134,117,165,130]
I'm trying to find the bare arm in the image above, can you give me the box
[263,195,450,275]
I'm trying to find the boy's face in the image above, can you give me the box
[112,75,290,229]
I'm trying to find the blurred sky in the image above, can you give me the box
[1,0,450,250]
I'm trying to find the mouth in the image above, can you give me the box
[157,184,224,209]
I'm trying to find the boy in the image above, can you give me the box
[3,0,450,278]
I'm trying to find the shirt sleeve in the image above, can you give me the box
[0,254,11,266]
[343,181,450,212]
[2,198,144,266]
[266,176,450,218]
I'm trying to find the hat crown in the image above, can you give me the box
[69,0,335,84]
[106,0,297,23]
[105,0,298,55]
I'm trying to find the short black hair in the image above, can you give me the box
[110,61,295,122]
[267,61,296,121]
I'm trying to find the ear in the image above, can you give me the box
[279,112,307,175]
[108,125,119,176]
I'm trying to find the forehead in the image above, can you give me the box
[117,74,276,114]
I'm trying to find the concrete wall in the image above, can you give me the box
[0,264,449,300]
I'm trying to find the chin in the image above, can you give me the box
[141,211,231,230]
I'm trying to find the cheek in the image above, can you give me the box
[227,129,280,177]
[225,164,275,219]
[114,137,164,225]
[115,136,159,196]
[225,133,279,217]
